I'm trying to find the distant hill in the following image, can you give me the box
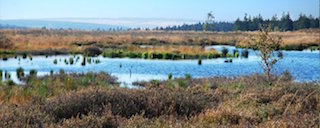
[0,18,198,30]
[0,20,126,30]
[46,18,198,28]
[0,24,27,29]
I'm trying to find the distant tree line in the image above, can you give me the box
[154,22,234,32]
[155,13,319,32]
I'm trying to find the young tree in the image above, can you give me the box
[203,11,214,32]
[250,25,283,85]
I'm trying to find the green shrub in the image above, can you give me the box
[163,52,173,59]
[22,53,27,59]
[241,49,249,58]
[150,80,161,86]
[280,44,305,51]
[185,74,191,79]
[309,46,318,51]
[87,57,92,64]
[127,52,139,58]
[59,69,65,74]
[95,59,100,64]
[177,79,187,88]
[6,79,15,86]
[2,55,8,61]
[198,58,202,65]
[142,52,148,59]
[29,69,37,76]
[53,59,58,64]
[151,52,163,59]
[221,47,229,57]
[172,53,182,60]
[168,73,173,80]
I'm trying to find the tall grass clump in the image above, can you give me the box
[0,69,2,79]
[233,49,239,58]
[69,57,74,65]
[4,71,10,79]
[28,54,32,61]
[64,59,68,64]
[81,56,86,66]
[16,67,24,79]
[53,59,57,64]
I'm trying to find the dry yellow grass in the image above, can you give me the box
[0,29,318,53]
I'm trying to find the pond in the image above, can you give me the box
[0,45,319,87]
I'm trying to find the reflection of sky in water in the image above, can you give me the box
[0,46,319,86]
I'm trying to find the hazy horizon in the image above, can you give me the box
[0,0,318,21]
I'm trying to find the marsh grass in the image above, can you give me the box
[0,72,317,127]
[1,29,316,57]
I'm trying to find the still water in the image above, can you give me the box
[0,46,318,86]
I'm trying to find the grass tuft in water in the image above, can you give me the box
[16,67,24,79]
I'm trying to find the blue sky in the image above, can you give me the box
[0,0,318,21]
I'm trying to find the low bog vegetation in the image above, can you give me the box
[0,29,318,56]
[0,72,318,127]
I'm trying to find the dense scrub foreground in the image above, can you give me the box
[0,72,318,127]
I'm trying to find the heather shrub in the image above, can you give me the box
[43,87,210,121]
[83,46,102,56]
[0,72,317,127]
[43,87,109,120]
[0,104,54,127]
[59,111,118,128]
